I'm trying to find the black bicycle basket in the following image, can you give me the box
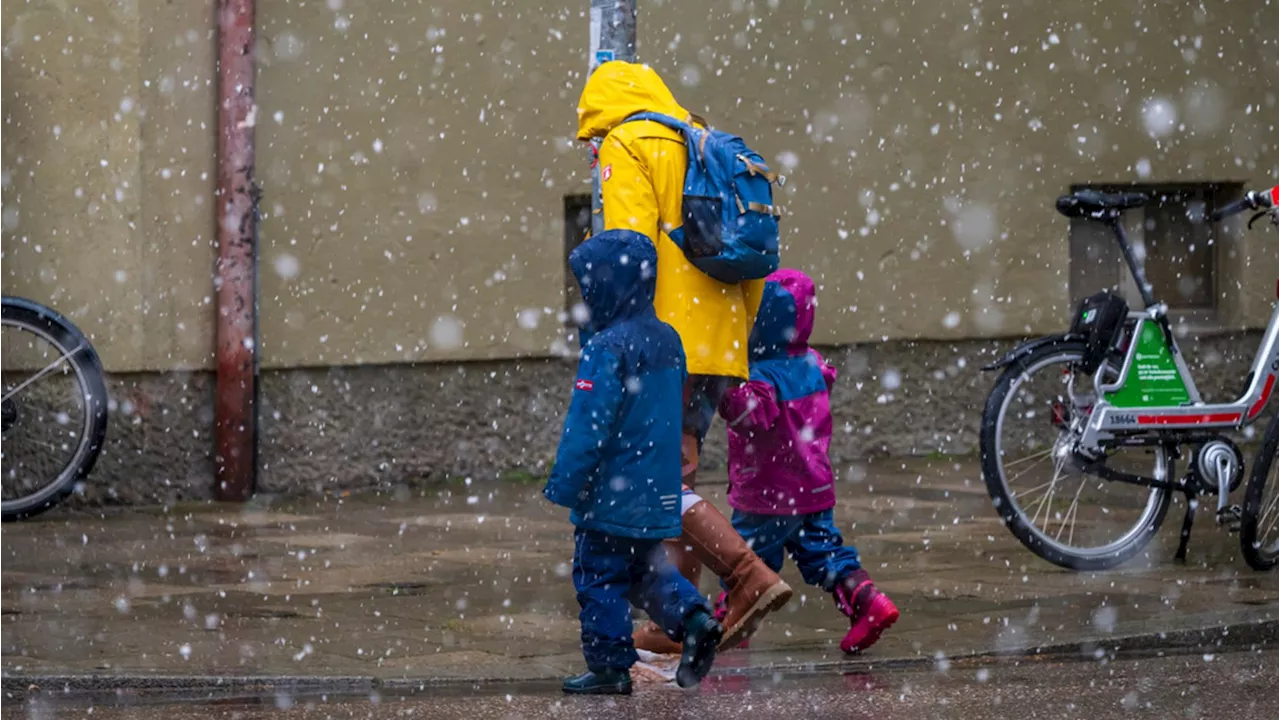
[1069,290,1129,375]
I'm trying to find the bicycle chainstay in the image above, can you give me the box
[1078,454,1182,492]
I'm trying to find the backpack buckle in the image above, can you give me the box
[745,201,784,217]
[737,154,782,184]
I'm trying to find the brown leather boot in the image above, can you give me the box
[632,618,682,655]
[675,434,705,586]
[681,500,792,649]
[631,537,703,654]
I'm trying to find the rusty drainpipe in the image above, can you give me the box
[213,0,259,502]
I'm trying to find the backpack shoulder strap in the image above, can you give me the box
[622,111,691,135]
[621,112,708,170]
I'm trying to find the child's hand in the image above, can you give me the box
[719,380,780,431]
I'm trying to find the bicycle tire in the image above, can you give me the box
[1240,414,1279,571]
[979,340,1171,571]
[1,297,109,521]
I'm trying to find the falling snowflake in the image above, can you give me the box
[430,315,464,350]
[273,253,300,280]
[1140,98,1178,139]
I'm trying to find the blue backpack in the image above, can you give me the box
[622,112,783,284]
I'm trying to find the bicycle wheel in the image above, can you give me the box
[1,297,109,521]
[1240,414,1278,571]
[979,341,1171,571]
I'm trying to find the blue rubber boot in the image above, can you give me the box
[676,609,723,688]
[562,669,633,695]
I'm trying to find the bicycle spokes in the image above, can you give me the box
[1,327,92,504]
[986,348,1169,568]
[1256,463,1279,552]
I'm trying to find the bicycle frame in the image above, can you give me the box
[979,187,1279,571]
[1076,218,1280,454]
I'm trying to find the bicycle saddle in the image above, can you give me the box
[1055,190,1148,219]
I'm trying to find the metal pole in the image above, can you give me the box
[214,0,259,502]
[588,0,637,236]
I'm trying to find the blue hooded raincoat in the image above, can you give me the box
[543,230,687,540]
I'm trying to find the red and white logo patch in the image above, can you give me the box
[575,379,595,391]
[601,164,613,182]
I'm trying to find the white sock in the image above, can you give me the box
[681,491,703,515]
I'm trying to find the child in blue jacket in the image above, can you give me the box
[543,229,722,695]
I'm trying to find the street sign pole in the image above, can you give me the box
[587,0,636,236]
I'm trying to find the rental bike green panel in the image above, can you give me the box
[1104,322,1191,408]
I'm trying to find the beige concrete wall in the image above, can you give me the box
[639,0,1277,342]
[253,0,581,367]
[3,0,1275,373]
[2,0,218,373]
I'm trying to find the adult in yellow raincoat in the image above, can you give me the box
[576,61,765,472]
[575,61,791,655]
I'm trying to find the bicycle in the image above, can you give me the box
[978,186,1279,572]
[2,296,110,521]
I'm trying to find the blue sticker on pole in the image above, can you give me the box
[595,49,614,64]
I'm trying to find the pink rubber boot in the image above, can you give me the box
[713,591,751,650]
[833,570,899,654]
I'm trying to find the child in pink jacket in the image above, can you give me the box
[715,269,898,654]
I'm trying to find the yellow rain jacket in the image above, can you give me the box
[576,61,764,380]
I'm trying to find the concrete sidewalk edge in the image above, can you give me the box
[5,618,1275,702]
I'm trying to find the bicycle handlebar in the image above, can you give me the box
[1209,186,1278,221]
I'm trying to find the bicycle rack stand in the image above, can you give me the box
[1174,488,1196,562]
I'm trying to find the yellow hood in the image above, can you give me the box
[576,61,692,141]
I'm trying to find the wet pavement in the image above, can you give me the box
[2,458,1276,687]
[7,649,1276,719]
